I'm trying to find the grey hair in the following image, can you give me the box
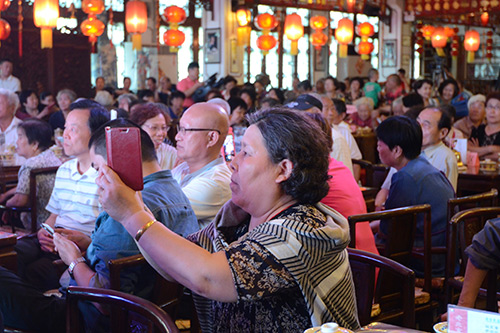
[354,97,374,111]
[56,89,77,102]
[0,88,19,113]
[117,93,137,104]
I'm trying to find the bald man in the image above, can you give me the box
[172,103,232,229]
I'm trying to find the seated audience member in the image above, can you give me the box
[1,119,62,230]
[228,97,248,127]
[402,92,424,113]
[260,97,280,109]
[17,90,42,120]
[383,74,405,105]
[413,78,439,107]
[39,91,56,109]
[324,76,343,100]
[398,68,410,92]
[375,116,455,277]
[392,96,405,116]
[172,102,232,229]
[315,78,325,94]
[454,94,486,138]
[345,77,364,104]
[266,88,285,105]
[222,75,237,100]
[114,76,133,96]
[0,118,198,332]
[362,68,382,108]
[240,88,257,114]
[139,89,155,103]
[207,97,230,115]
[94,90,114,108]
[441,104,465,147]
[130,103,177,170]
[206,89,223,101]
[157,76,172,104]
[321,96,362,179]
[376,107,458,208]
[96,108,361,331]
[288,94,354,174]
[469,92,500,160]
[438,78,469,118]
[349,96,376,131]
[0,88,25,165]
[117,93,137,112]
[297,79,312,94]
[14,101,109,291]
[166,90,186,121]
[308,112,377,255]
[49,89,77,131]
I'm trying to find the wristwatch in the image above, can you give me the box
[68,257,86,279]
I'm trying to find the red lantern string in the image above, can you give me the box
[18,0,23,56]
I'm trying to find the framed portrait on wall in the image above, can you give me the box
[205,28,221,64]
[314,47,327,72]
[382,40,397,68]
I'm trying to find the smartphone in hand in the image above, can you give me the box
[41,223,55,236]
[105,127,143,191]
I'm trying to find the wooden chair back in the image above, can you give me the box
[445,207,500,311]
[447,189,498,223]
[2,166,59,234]
[348,248,415,328]
[352,159,389,189]
[66,286,179,333]
[108,254,184,319]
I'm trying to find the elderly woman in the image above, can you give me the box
[469,92,500,160]
[129,103,177,170]
[413,78,439,107]
[349,96,375,131]
[96,108,360,331]
[1,119,61,230]
[454,94,486,138]
[49,88,77,131]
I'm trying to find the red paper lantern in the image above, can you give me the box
[335,18,353,58]
[310,15,328,30]
[356,22,374,38]
[236,8,251,27]
[431,27,447,57]
[257,34,277,54]
[481,12,489,26]
[81,15,104,52]
[356,40,374,59]
[464,30,480,62]
[255,13,278,31]
[33,0,59,49]
[284,13,303,55]
[421,25,435,40]
[163,29,185,47]
[164,5,186,25]
[443,26,455,38]
[0,0,10,12]
[82,0,104,16]
[0,18,11,43]
[310,30,328,49]
[125,0,147,50]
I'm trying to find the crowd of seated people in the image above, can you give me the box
[2,55,500,331]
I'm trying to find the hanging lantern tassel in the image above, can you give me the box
[237,26,250,46]
[33,0,59,49]
[132,33,141,50]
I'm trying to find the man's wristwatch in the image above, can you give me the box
[68,257,86,279]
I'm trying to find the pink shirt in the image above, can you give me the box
[321,158,379,255]
[177,77,198,108]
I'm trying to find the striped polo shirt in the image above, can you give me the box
[46,158,102,236]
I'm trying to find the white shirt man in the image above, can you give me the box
[0,60,21,92]
[0,89,24,164]
[172,102,232,229]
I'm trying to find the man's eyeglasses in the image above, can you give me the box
[176,125,221,135]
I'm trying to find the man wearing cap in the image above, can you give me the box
[287,94,354,174]
[177,62,204,108]
[453,94,486,138]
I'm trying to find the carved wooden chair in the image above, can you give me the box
[445,207,500,312]
[66,286,179,333]
[348,248,415,328]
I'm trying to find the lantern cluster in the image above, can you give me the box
[464,30,480,63]
[355,22,374,60]
[126,1,147,50]
[0,0,10,46]
[80,0,105,52]
[236,8,251,46]
[33,0,59,48]
[284,13,303,56]
[421,25,434,40]
[415,22,424,55]
[451,27,459,59]
[163,5,186,52]
[486,30,493,61]
[335,18,353,58]
[309,16,328,51]
[255,13,278,55]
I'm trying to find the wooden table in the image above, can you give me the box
[457,166,500,197]
[355,322,427,332]
[0,164,20,193]
[0,230,17,272]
